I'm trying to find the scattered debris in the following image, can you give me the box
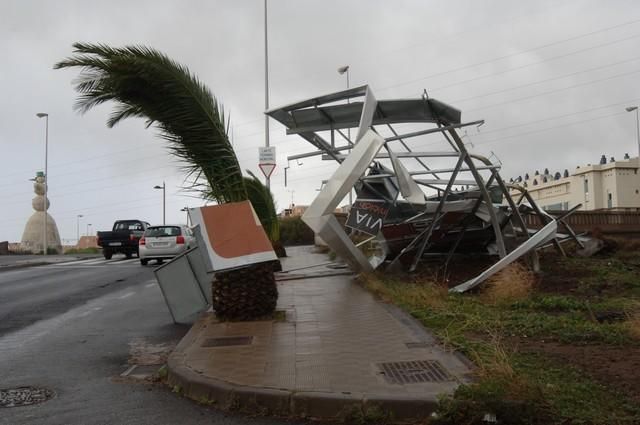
[268,86,591,291]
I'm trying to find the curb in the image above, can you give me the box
[166,323,440,422]
[0,262,49,272]
[0,256,101,273]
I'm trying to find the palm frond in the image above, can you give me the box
[55,42,246,203]
[243,171,280,242]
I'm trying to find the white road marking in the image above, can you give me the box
[145,282,156,288]
[79,258,113,265]
[43,258,140,268]
[118,291,136,299]
[76,306,103,318]
[113,259,140,266]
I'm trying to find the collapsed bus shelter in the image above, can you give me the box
[267,86,584,292]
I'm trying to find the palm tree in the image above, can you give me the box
[55,42,280,320]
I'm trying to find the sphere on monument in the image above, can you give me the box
[34,181,45,196]
[32,196,50,212]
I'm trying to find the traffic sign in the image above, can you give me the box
[259,146,276,163]
[258,163,276,178]
[258,146,276,179]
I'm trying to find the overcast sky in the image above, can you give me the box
[2,0,640,244]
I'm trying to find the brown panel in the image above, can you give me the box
[200,201,274,259]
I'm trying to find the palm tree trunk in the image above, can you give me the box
[212,261,278,321]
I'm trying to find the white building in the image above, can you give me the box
[510,154,640,211]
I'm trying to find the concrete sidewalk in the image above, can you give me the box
[167,246,472,421]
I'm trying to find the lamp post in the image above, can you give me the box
[337,65,352,207]
[180,207,190,226]
[76,214,83,243]
[625,106,640,157]
[264,0,270,189]
[36,112,49,255]
[86,223,92,237]
[154,182,166,225]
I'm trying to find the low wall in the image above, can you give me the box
[524,210,640,234]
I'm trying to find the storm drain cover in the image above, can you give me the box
[201,336,253,347]
[377,360,453,384]
[0,387,55,408]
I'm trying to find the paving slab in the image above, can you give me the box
[167,246,473,421]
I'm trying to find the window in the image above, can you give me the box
[115,221,143,231]
[607,193,613,208]
[145,226,182,237]
[545,202,563,211]
[583,179,588,193]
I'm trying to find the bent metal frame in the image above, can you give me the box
[267,86,579,292]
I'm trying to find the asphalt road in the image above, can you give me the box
[0,257,302,425]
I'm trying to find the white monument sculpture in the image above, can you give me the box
[21,171,62,254]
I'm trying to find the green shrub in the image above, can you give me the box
[279,216,314,246]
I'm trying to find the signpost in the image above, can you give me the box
[259,146,276,179]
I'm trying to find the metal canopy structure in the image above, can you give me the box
[267,86,582,292]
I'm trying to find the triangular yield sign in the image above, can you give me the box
[258,163,276,178]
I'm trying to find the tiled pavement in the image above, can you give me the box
[167,246,473,421]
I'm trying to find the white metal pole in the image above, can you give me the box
[264,0,270,189]
[346,68,352,207]
[163,181,166,225]
[43,115,49,255]
[636,107,640,157]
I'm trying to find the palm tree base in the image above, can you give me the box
[212,261,278,321]
[272,240,287,258]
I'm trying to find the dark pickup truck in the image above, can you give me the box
[97,220,150,259]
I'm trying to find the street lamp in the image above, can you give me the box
[76,214,83,243]
[625,106,640,157]
[337,65,353,207]
[264,0,271,189]
[180,207,190,226]
[154,182,166,225]
[86,223,92,237]
[36,112,49,255]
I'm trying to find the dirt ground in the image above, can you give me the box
[513,339,640,404]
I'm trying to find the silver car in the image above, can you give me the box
[139,225,195,265]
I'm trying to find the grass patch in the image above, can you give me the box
[482,262,534,304]
[433,353,639,425]
[358,253,640,424]
[624,303,640,341]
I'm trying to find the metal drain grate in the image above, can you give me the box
[201,336,253,347]
[378,360,453,384]
[1,387,55,408]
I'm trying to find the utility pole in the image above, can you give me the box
[154,182,166,225]
[76,214,83,243]
[36,113,49,255]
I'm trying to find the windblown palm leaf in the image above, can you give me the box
[243,171,279,242]
[54,42,247,204]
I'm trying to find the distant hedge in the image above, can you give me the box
[279,216,314,246]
